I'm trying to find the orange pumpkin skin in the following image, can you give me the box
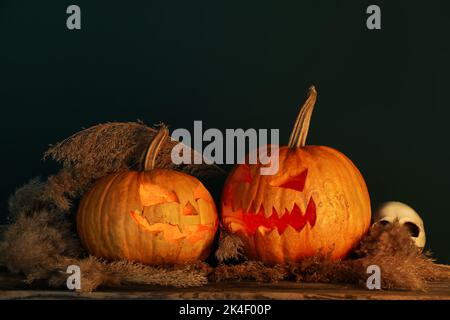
[221,88,371,264]
[77,169,218,265]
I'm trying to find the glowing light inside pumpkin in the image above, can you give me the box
[275,169,308,192]
[130,210,214,243]
[183,202,198,215]
[139,184,179,206]
[226,198,316,235]
[224,165,316,234]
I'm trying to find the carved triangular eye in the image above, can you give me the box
[232,164,253,183]
[274,169,308,192]
[183,202,198,215]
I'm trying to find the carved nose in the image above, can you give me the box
[183,202,198,215]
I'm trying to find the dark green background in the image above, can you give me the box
[1,1,449,263]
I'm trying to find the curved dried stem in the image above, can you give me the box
[142,124,169,171]
[288,86,317,148]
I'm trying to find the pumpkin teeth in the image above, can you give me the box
[284,201,296,217]
[282,224,297,236]
[256,225,271,236]
[252,200,266,217]
[242,198,252,214]
[263,204,273,218]
[260,197,271,218]
[224,197,317,236]
[273,203,284,218]
[248,199,257,215]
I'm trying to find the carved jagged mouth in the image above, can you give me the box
[225,197,317,235]
[130,209,216,243]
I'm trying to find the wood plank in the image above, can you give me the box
[0,271,449,300]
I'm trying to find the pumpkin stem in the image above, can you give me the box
[288,86,317,148]
[142,124,169,171]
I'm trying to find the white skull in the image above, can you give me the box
[373,201,426,250]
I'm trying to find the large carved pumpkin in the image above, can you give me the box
[77,127,218,265]
[221,87,371,264]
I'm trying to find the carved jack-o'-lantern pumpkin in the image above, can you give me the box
[77,127,218,265]
[221,87,371,264]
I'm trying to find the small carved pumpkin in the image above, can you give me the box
[77,127,218,265]
[221,87,371,264]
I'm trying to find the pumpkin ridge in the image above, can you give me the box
[122,172,142,260]
[103,172,132,259]
[97,172,124,257]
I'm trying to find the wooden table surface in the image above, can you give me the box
[1,270,449,300]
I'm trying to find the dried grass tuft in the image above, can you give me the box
[105,260,208,288]
[45,257,209,292]
[0,210,81,278]
[45,122,154,171]
[8,178,48,218]
[351,222,450,290]
[215,229,244,263]
[211,261,287,283]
